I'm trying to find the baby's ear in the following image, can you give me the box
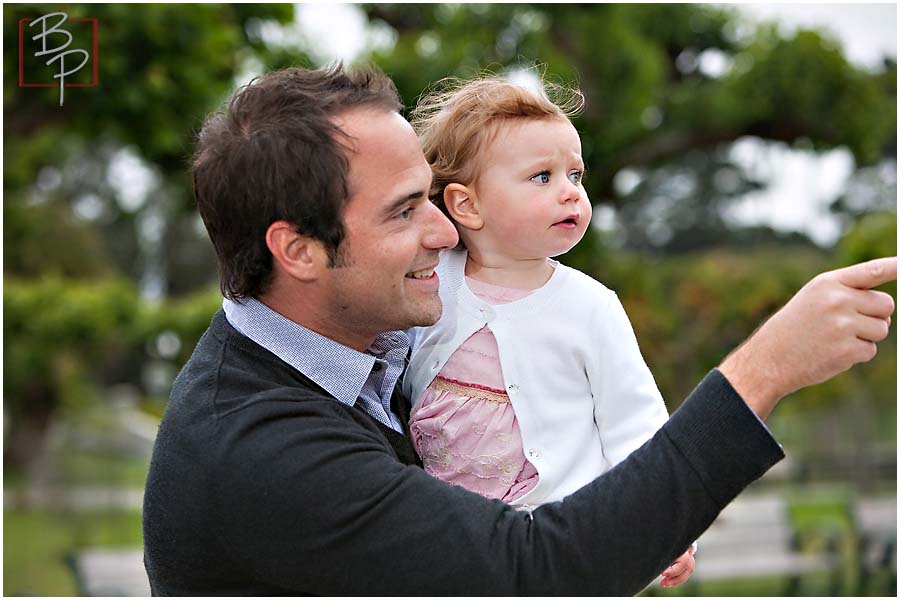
[444,183,483,231]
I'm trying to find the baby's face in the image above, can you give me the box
[472,116,591,260]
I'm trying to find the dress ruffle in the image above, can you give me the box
[410,376,539,503]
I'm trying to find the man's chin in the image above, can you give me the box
[409,301,443,328]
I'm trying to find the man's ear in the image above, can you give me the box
[444,183,483,231]
[266,220,327,283]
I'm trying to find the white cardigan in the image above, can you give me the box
[404,249,669,507]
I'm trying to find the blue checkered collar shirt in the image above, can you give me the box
[222,297,409,433]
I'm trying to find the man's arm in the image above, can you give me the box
[212,258,893,595]
[720,257,896,419]
[211,372,780,596]
[147,259,895,596]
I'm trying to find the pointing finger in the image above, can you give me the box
[835,257,897,290]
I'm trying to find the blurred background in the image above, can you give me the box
[3,3,896,596]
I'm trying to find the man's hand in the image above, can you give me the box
[720,257,896,420]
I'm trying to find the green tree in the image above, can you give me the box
[4,3,297,293]
[363,3,896,253]
[3,3,297,467]
[4,3,895,474]
[363,3,896,460]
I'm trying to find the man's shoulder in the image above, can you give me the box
[168,310,341,420]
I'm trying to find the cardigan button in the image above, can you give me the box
[527,448,541,460]
[431,361,440,371]
[479,306,495,321]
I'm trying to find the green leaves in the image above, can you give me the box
[366,3,896,251]
[4,3,894,467]
[5,3,298,196]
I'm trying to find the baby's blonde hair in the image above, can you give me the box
[410,71,585,217]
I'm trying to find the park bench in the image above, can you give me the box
[67,494,893,596]
[688,494,839,594]
[68,548,149,596]
[648,491,896,596]
[855,497,897,595]
[68,496,834,597]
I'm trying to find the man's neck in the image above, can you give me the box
[256,293,376,352]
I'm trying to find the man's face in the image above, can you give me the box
[319,108,459,349]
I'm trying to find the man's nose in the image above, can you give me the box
[423,200,459,249]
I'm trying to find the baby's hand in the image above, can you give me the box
[659,547,696,587]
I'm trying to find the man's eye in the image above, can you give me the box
[399,207,414,220]
[568,170,585,184]
[530,171,550,184]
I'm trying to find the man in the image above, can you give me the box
[142,65,896,595]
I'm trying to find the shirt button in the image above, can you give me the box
[507,383,519,394]
[527,448,541,459]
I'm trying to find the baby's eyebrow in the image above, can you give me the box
[520,156,553,171]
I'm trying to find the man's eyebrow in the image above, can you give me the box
[384,190,427,215]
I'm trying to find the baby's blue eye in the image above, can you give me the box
[530,171,550,184]
[568,171,584,184]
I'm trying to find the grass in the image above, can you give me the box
[53,448,150,488]
[4,398,894,596]
[641,572,838,597]
[643,568,895,597]
[3,400,150,596]
[639,488,898,597]
[3,508,143,596]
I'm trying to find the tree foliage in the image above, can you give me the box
[3,4,896,469]
[4,3,295,465]
[5,3,294,178]
[364,3,895,252]
[4,3,298,293]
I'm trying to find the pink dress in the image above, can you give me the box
[409,277,539,503]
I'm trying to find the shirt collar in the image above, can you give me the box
[222,297,409,408]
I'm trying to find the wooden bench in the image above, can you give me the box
[855,497,897,595]
[67,548,150,596]
[67,494,892,596]
[646,494,840,595]
[697,495,837,586]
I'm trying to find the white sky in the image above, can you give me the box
[721,3,897,244]
[730,3,897,70]
[293,3,898,72]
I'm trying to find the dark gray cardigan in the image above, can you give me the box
[143,310,784,596]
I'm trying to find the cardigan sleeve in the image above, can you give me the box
[589,292,671,467]
[205,372,782,596]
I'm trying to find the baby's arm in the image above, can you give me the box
[591,293,700,584]
[589,293,669,464]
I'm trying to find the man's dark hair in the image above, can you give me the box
[192,64,403,300]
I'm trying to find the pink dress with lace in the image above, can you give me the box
[409,277,539,503]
